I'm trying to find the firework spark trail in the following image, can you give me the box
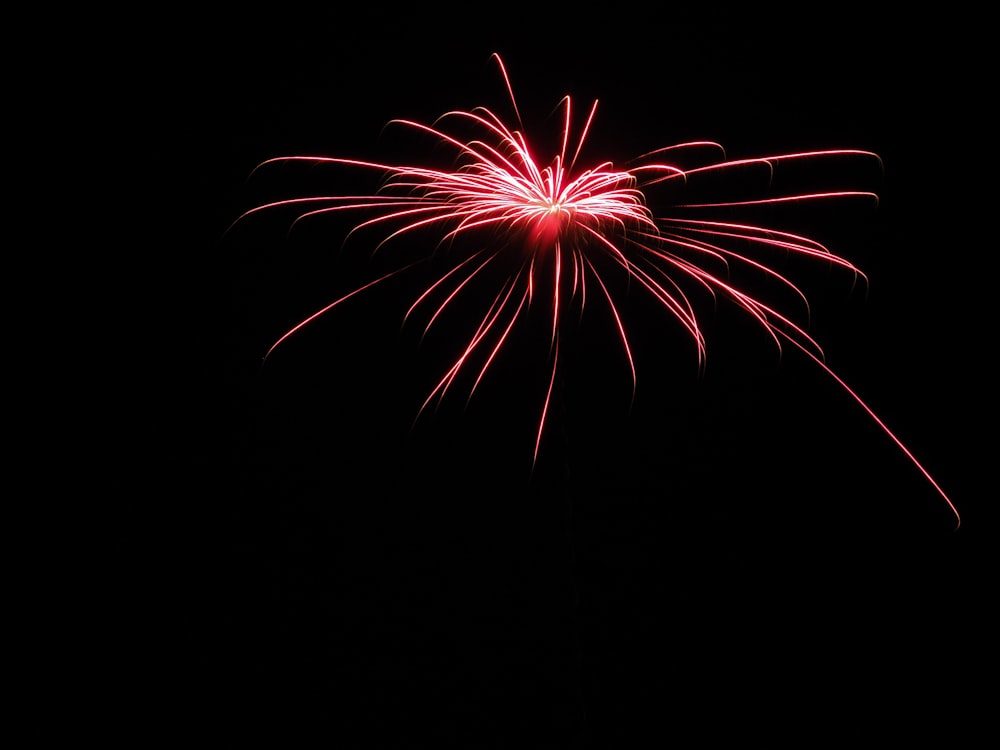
[234,53,959,528]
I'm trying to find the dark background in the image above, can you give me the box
[132,6,992,746]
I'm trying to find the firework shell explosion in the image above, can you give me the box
[232,53,959,528]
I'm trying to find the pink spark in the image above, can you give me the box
[233,53,959,529]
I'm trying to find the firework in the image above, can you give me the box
[232,53,959,528]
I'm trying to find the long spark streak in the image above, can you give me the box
[235,53,959,528]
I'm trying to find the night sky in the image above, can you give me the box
[136,7,993,746]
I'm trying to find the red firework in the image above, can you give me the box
[233,53,959,528]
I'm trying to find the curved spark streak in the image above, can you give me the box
[237,53,959,528]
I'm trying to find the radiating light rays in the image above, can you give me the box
[232,52,959,528]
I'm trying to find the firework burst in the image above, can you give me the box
[233,53,959,528]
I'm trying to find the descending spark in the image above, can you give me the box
[232,53,959,528]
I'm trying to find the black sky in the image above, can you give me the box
[134,7,994,746]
